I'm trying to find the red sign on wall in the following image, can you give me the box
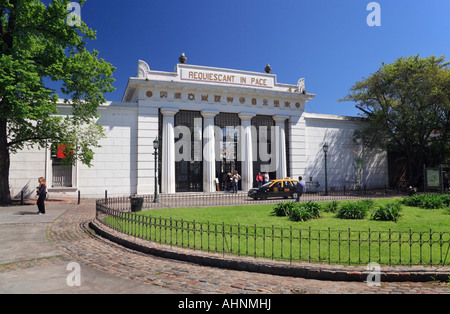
[57,144,73,159]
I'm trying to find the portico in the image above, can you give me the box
[124,59,314,194]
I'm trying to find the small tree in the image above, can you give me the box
[340,55,450,187]
[0,0,115,204]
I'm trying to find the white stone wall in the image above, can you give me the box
[303,113,388,191]
[9,102,139,198]
[9,146,47,199]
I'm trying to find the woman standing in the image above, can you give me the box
[36,177,47,215]
[232,170,241,193]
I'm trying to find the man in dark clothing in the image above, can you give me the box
[296,176,306,202]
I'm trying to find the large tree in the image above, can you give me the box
[0,0,115,204]
[340,55,450,187]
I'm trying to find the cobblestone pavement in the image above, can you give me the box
[42,200,450,294]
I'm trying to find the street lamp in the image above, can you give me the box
[153,138,159,203]
[323,143,329,196]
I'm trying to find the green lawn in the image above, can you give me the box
[140,198,449,233]
[105,198,450,266]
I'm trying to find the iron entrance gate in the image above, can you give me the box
[174,110,203,192]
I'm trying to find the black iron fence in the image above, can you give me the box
[95,190,450,266]
[99,187,401,210]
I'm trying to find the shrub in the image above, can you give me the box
[303,201,321,218]
[274,201,321,222]
[402,194,422,207]
[288,206,313,222]
[370,202,403,222]
[322,200,339,213]
[402,194,449,209]
[335,200,372,220]
[271,201,296,217]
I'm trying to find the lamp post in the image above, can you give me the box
[153,138,159,203]
[323,143,329,196]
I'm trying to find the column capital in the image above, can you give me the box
[238,112,256,120]
[201,110,219,119]
[160,108,179,116]
[273,115,290,123]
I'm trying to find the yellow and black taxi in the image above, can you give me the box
[248,178,299,200]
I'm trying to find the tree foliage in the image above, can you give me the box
[0,0,115,204]
[340,55,450,186]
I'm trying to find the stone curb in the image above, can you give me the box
[89,219,450,283]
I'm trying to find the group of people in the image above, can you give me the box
[222,170,241,193]
[255,172,270,187]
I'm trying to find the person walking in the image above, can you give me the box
[36,177,47,215]
[296,176,306,202]
[232,170,241,193]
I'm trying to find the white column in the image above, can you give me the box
[239,112,256,191]
[161,108,178,194]
[201,110,219,193]
[274,115,289,179]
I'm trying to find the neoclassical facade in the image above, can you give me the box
[9,59,389,198]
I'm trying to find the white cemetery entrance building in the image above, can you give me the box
[9,58,389,198]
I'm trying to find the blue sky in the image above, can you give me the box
[78,0,450,117]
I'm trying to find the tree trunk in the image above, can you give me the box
[0,119,11,205]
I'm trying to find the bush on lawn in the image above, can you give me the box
[370,202,403,222]
[322,200,339,213]
[402,193,450,209]
[335,200,374,220]
[272,201,322,222]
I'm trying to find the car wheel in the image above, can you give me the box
[292,192,298,199]
[261,193,268,200]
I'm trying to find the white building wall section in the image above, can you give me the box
[303,113,388,191]
[77,103,138,197]
[9,147,47,199]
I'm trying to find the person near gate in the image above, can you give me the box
[232,170,241,193]
[256,172,263,187]
[296,176,306,202]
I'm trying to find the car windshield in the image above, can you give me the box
[261,181,274,188]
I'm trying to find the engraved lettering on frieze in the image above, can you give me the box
[160,91,168,98]
[174,92,182,99]
[239,97,245,104]
[146,91,153,98]
[295,102,301,108]
[227,97,234,103]
[252,98,257,105]
[214,95,221,102]
[274,100,280,107]
[263,99,268,106]
[188,93,195,100]
[201,95,209,101]
[284,101,291,108]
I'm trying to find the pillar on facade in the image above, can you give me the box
[201,110,219,193]
[239,112,256,191]
[274,115,289,180]
[161,108,178,194]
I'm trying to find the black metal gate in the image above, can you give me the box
[215,113,242,191]
[174,110,203,192]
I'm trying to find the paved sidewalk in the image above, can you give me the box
[1,199,449,294]
[0,200,176,294]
